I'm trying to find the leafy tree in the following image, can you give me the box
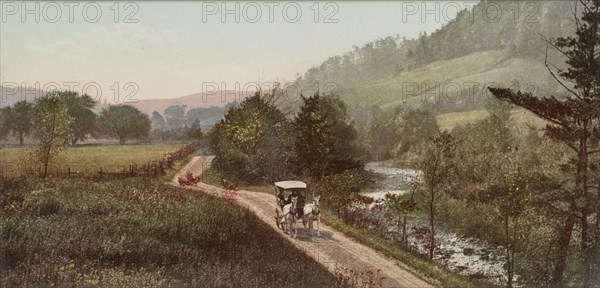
[187,119,203,141]
[164,105,186,130]
[32,93,72,178]
[450,100,514,196]
[488,1,600,285]
[384,189,417,247]
[209,93,292,183]
[150,111,165,141]
[151,111,165,129]
[367,106,403,160]
[0,107,11,142]
[97,105,151,145]
[293,94,363,179]
[394,106,439,160]
[56,91,97,145]
[8,101,34,145]
[314,170,367,221]
[418,131,457,260]
[487,154,531,288]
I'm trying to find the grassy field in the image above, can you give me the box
[0,144,185,177]
[337,49,561,131]
[341,49,562,110]
[0,145,336,287]
[436,108,547,131]
[0,177,336,287]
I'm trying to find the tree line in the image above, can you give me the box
[0,91,203,178]
[148,104,231,142]
[0,92,205,146]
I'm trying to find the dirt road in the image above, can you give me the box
[174,156,435,288]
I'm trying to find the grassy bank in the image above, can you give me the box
[0,177,336,287]
[319,212,494,288]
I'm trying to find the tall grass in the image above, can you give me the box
[0,177,336,287]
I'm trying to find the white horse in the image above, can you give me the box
[302,195,321,236]
[277,196,297,238]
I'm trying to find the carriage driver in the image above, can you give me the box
[292,189,305,218]
[277,188,305,218]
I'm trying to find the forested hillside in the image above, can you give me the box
[290,1,577,118]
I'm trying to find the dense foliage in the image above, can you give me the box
[97,105,151,145]
[292,94,364,178]
[57,91,97,145]
[209,93,293,183]
[488,1,600,286]
[149,104,231,142]
[3,101,34,145]
[208,92,365,184]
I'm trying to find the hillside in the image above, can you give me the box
[288,1,576,129]
[343,49,559,122]
[310,48,554,132]
[295,1,574,94]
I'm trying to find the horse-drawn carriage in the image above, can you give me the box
[274,180,321,237]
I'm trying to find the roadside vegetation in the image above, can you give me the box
[206,2,600,287]
[0,177,336,287]
[320,211,477,288]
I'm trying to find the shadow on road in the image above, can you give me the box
[291,228,337,243]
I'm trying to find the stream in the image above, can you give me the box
[362,162,507,282]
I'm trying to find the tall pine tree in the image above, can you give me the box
[488,1,600,285]
[293,94,363,179]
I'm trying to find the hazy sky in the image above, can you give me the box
[1,1,475,101]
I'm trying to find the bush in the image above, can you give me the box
[314,170,369,222]
[209,93,293,184]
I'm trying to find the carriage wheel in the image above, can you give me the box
[275,208,280,229]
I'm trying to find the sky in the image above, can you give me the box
[1,1,475,102]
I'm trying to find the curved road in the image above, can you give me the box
[174,156,435,288]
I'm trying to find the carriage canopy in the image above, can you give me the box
[274,181,307,190]
[275,180,309,211]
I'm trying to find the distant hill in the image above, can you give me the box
[0,87,252,116]
[0,86,46,108]
[94,90,254,115]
